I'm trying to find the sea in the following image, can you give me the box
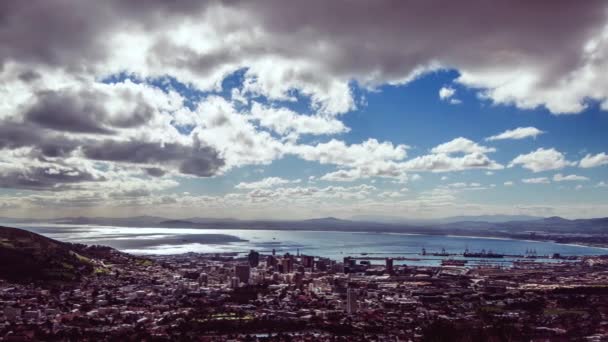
[8,223,608,267]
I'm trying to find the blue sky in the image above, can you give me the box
[1,1,607,219]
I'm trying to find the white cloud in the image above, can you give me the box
[509,148,574,172]
[597,181,608,188]
[579,152,608,168]
[431,137,496,155]
[249,102,349,137]
[292,138,408,167]
[235,177,300,190]
[402,152,503,173]
[485,127,545,141]
[504,181,514,186]
[522,177,550,184]
[439,86,455,100]
[553,173,589,182]
[439,87,462,104]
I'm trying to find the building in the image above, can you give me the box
[267,255,278,267]
[301,255,314,269]
[347,287,357,315]
[386,258,394,275]
[281,257,294,273]
[235,264,250,284]
[248,250,260,267]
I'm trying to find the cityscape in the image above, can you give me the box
[2,230,608,340]
[2,0,608,340]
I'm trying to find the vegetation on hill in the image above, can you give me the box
[0,226,141,284]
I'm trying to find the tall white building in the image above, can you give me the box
[347,287,357,315]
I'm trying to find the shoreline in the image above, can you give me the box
[10,222,608,252]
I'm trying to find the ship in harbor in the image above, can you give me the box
[441,259,467,266]
[463,248,504,258]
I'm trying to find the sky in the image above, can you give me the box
[1,0,608,220]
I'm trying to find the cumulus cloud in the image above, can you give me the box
[439,86,455,100]
[249,102,349,137]
[235,177,300,190]
[579,152,608,168]
[2,0,607,117]
[522,177,550,184]
[553,173,589,182]
[431,137,495,155]
[1,0,608,216]
[438,86,461,104]
[509,148,574,172]
[485,127,545,141]
[292,139,408,168]
[401,152,503,173]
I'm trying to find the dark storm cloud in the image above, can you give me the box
[0,166,101,190]
[0,121,79,158]
[24,89,154,134]
[2,0,604,79]
[228,0,607,83]
[25,90,115,134]
[0,0,213,69]
[82,139,225,177]
[143,167,167,177]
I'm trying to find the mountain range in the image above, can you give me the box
[2,215,608,236]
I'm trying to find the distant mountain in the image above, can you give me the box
[6,215,608,237]
[51,215,169,227]
[350,214,543,224]
[439,215,543,223]
[0,226,95,283]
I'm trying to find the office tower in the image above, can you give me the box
[347,287,357,315]
[235,264,250,284]
[386,258,394,275]
[248,250,260,267]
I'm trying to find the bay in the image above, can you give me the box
[9,223,607,266]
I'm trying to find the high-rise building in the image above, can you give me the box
[198,272,208,286]
[281,257,294,273]
[248,250,260,267]
[235,264,250,284]
[301,255,314,269]
[267,255,278,267]
[385,258,394,275]
[347,287,357,315]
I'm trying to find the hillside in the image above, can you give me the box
[0,226,98,283]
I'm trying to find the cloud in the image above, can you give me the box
[292,138,408,168]
[553,173,589,182]
[439,87,455,100]
[579,152,608,168]
[235,177,300,190]
[82,139,225,177]
[401,152,503,172]
[431,137,495,155]
[504,181,514,186]
[439,87,461,104]
[522,177,550,184]
[2,0,607,117]
[0,166,103,190]
[1,0,607,216]
[485,127,545,141]
[249,102,349,137]
[509,148,574,172]
[597,181,608,188]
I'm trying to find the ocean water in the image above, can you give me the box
[10,223,608,266]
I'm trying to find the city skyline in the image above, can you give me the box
[1,1,608,219]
